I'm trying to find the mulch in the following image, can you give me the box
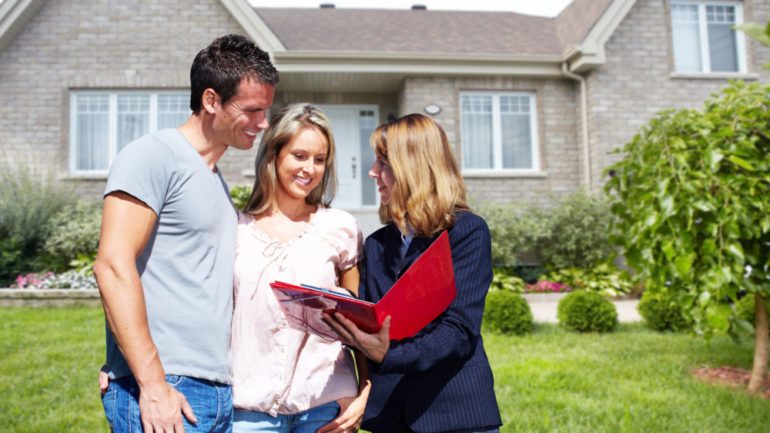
[691,366,770,398]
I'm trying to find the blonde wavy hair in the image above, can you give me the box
[244,103,336,215]
[371,113,469,237]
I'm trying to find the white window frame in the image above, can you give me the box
[459,91,540,175]
[69,90,189,176]
[670,0,747,74]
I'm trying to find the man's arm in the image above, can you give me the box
[94,191,195,432]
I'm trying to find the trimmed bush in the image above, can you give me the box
[638,290,691,332]
[483,290,533,335]
[557,290,618,333]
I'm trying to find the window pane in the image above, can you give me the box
[707,5,738,72]
[671,4,702,72]
[500,96,532,169]
[359,110,377,206]
[117,95,149,151]
[158,94,190,129]
[75,94,109,171]
[461,95,493,169]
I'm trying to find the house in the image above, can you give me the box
[0,0,767,235]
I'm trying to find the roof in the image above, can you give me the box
[255,8,563,56]
[255,0,615,58]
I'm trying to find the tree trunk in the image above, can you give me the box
[748,293,769,393]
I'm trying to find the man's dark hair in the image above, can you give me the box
[189,34,279,113]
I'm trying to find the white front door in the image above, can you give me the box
[319,105,378,210]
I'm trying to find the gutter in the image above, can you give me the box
[561,62,592,191]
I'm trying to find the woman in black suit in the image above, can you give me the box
[325,113,502,433]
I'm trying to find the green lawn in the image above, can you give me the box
[2,307,768,433]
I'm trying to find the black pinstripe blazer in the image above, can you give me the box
[359,211,502,433]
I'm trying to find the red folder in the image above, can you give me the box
[270,230,456,341]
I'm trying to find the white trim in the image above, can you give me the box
[0,0,45,54]
[459,91,540,174]
[670,0,746,74]
[218,0,286,52]
[566,0,637,73]
[69,89,189,176]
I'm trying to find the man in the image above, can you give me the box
[94,34,278,433]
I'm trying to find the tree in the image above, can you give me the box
[605,80,770,393]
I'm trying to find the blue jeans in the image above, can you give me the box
[232,401,340,433]
[101,375,233,433]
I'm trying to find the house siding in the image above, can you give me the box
[398,76,582,206]
[0,0,245,197]
[586,0,770,189]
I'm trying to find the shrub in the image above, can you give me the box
[478,191,614,270]
[557,290,618,333]
[638,290,691,332]
[483,290,533,335]
[491,268,526,293]
[538,190,614,269]
[476,202,548,268]
[735,295,770,326]
[545,263,633,297]
[0,162,74,285]
[42,200,101,273]
[230,185,252,211]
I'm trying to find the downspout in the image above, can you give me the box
[561,62,592,192]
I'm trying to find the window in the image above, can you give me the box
[460,92,539,172]
[670,1,746,73]
[70,91,189,174]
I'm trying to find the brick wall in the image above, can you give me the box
[0,0,244,199]
[398,76,582,206]
[586,0,770,189]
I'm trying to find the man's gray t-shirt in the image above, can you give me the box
[103,128,237,384]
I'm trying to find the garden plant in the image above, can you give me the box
[605,79,770,392]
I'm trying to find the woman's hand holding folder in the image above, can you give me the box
[323,313,391,363]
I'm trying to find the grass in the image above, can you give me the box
[1,307,769,433]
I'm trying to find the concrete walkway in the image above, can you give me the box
[523,293,642,323]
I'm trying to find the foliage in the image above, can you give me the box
[545,263,634,297]
[737,22,770,51]
[537,190,615,269]
[557,290,618,333]
[638,289,692,332]
[230,184,252,211]
[0,162,74,285]
[477,202,548,268]
[491,268,527,293]
[513,265,547,283]
[41,200,101,273]
[478,190,614,270]
[12,271,97,289]
[483,290,533,335]
[735,295,770,329]
[605,81,770,340]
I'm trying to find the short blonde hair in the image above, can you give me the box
[371,113,469,237]
[244,103,336,215]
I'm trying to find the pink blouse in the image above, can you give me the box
[231,207,363,416]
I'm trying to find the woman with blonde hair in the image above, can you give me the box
[231,103,369,433]
[326,113,502,433]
